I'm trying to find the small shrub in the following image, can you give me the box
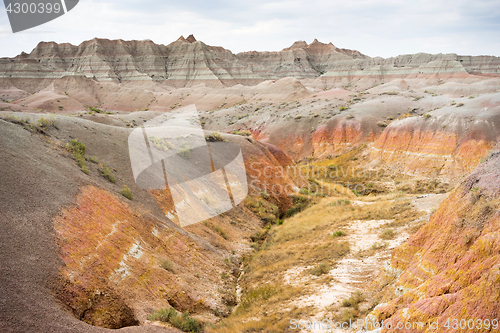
[423,113,431,119]
[120,185,133,200]
[341,291,365,310]
[232,129,252,137]
[340,308,358,323]
[177,143,192,159]
[150,136,174,151]
[58,105,63,110]
[204,222,228,240]
[147,308,199,333]
[66,139,89,174]
[339,106,347,111]
[66,139,86,155]
[380,228,395,240]
[371,241,388,250]
[159,259,174,272]
[205,131,227,142]
[214,226,228,240]
[332,230,346,237]
[311,262,330,276]
[85,105,103,113]
[377,121,388,127]
[98,165,116,183]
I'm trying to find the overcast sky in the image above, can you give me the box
[0,0,499,58]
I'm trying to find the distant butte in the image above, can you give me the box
[0,35,499,89]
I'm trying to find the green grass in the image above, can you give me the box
[232,130,252,137]
[147,308,200,333]
[332,230,346,237]
[66,139,90,174]
[98,165,116,183]
[119,185,133,200]
[2,114,56,134]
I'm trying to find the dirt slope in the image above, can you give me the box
[0,112,303,332]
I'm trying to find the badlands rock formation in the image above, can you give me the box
[1,35,499,90]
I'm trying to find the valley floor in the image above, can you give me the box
[207,191,448,333]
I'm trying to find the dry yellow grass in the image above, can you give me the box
[207,186,419,332]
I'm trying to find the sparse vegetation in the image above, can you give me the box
[177,143,192,159]
[380,228,395,240]
[159,259,175,272]
[1,114,56,134]
[332,230,346,237]
[66,139,90,174]
[205,131,227,142]
[150,136,174,151]
[98,165,116,183]
[119,185,133,200]
[310,262,330,276]
[204,221,228,240]
[85,105,103,113]
[232,129,252,137]
[341,291,365,309]
[147,308,200,333]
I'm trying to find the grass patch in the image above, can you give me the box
[380,228,395,240]
[150,136,174,151]
[159,259,175,272]
[205,131,227,142]
[1,114,56,134]
[204,222,228,240]
[119,185,133,200]
[177,143,192,159]
[98,165,116,183]
[232,130,252,137]
[66,139,90,174]
[341,291,365,310]
[244,195,279,224]
[332,230,346,237]
[310,262,330,276]
[147,308,200,333]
